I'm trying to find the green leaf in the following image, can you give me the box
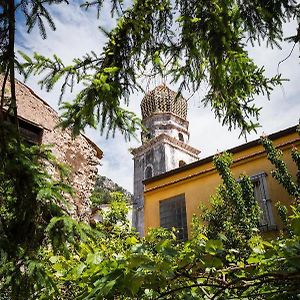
[98,277,119,297]
[291,217,300,235]
[205,240,224,255]
[86,252,102,265]
[191,17,201,23]
[126,236,139,245]
[103,66,119,74]
[72,263,86,277]
[49,256,60,264]
[247,256,261,264]
[153,51,161,65]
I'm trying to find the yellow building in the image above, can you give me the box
[144,125,300,239]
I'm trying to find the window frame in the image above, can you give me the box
[250,172,277,232]
[2,109,43,145]
[159,194,188,241]
[144,164,153,180]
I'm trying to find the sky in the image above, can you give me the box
[15,2,300,192]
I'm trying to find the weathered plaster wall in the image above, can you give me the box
[3,78,102,219]
[132,136,200,235]
[142,113,190,143]
[165,143,199,170]
[133,143,166,234]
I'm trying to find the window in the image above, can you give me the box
[251,173,276,231]
[2,110,43,145]
[144,165,153,179]
[141,130,152,143]
[178,132,184,142]
[18,118,43,145]
[159,194,188,241]
[179,160,186,167]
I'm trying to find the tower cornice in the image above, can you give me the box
[131,133,200,158]
[142,111,189,126]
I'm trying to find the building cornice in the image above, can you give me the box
[142,112,189,126]
[144,137,300,193]
[143,124,299,187]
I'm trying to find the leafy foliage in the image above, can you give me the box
[37,193,136,299]
[27,147,300,300]
[1,0,300,299]
[0,126,74,299]
[260,125,300,235]
[261,135,300,201]
[18,0,300,137]
[200,152,260,256]
[1,125,300,299]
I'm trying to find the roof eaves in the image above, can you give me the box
[143,124,299,184]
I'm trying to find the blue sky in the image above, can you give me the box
[15,2,300,192]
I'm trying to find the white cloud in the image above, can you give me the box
[15,4,300,192]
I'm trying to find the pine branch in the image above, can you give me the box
[7,0,20,143]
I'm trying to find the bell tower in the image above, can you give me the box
[131,85,200,235]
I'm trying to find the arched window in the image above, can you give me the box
[144,165,153,179]
[179,160,186,167]
[178,133,184,142]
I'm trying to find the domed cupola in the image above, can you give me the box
[141,85,187,120]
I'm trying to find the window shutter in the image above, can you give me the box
[252,173,276,231]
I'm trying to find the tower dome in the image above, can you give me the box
[141,85,187,120]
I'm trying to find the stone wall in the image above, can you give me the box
[2,77,102,219]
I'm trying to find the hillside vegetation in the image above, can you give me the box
[90,175,132,207]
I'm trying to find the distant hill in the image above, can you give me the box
[90,175,133,207]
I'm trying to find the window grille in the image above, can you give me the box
[159,194,188,241]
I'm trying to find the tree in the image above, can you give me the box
[90,175,132,207]
[1,1,300,299]
[200,152,260,257]
[17,0,299,137]
[37,137,300,299]
[0,3,99,299]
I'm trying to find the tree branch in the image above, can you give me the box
[8,0,20,143]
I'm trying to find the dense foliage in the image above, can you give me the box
[200,152,260,256]
[1,1,300,299]
[35,132,300,300]
[1,138,298,299]
[0,128,74,299]
[16,0,299,137]
[90,175,132,207]
[1,127,299,299]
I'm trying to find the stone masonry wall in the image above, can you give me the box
[2,78,102,219]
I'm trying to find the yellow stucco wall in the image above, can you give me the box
[144,129,300,237]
